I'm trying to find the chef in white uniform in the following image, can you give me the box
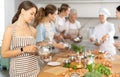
[90,8,116,55]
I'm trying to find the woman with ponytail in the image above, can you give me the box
[34,4,65,50]
[2,1,40,77]
[55,3,70,33]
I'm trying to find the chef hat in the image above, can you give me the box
[98,8,111,17]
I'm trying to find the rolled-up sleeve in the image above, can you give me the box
[36,25,45,42]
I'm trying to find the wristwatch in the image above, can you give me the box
[20,47,24,53]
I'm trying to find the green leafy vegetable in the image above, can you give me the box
[71,44,85,53]
[63,63,77,70]
[84,70,102,77]
[95,64,112,76]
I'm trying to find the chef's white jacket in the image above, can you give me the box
[91,21,116,55]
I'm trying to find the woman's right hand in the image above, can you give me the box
[24,45,37,53]
[53,41,65,49]
[90,38,94,42]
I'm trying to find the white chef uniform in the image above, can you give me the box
[91,8,116,55]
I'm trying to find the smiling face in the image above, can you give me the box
[49,10,58,21]
[21,7,36,23]
[70,13,77,21]
[116,10,120,19]
[65,8,70,17]
[99,14,107,23]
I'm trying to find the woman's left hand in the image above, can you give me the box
[114,42,120,47]
[101,34,109,43]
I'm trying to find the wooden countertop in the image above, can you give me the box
[38,52,120,77]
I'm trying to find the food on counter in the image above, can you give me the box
[71,44,85,54]
[63,62,83,69]
[95,54,104,59]
[74,37,80,41]
[73,36,83,43]
[95,64,112,76]
[84,70,102,77]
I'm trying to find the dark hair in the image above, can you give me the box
[33,4,57,28]
[116,5,120,12]
[12,1,38,24]
[58,3,70,13]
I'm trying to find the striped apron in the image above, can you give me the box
[9,26,40,77]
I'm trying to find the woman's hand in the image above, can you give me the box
[114,42,120,47]
[90,38,94,42]
[24,45,37,53]
[37,42,48,46]
[101,34,109,43]
[53,41,65,49]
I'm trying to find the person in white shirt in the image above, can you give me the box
[64,8,81,39]
[55,3,70,33]
[114,6,120,48]
[90,8,116,55]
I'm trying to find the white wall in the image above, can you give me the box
[37,0,120,17]
[0,0,15,46]
[5,0,15,27]
[0,0,5,46]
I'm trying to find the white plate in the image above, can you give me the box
[47,62,61,66]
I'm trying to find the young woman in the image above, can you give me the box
[33,4,64,49]
[116,5,120,19]
[55,3,70,33]
[114,6,120,47]
[2,1,40,77]
[64,8,81,40]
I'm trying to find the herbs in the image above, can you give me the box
[71,44,85,53]
[63,63,77,70]
[95,64,112,76]
[84,70,102,77]
[87,64,93,72]
[86,63,112,76]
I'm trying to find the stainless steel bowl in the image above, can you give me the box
[64,59,71,64]
[69,55,76,62]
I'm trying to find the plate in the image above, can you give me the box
[47,62,61,66]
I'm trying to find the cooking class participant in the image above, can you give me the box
[33,4,65,49]
[2,1,40,77]
[55,3,70,34]
[63,8,81,40]
[114,5,120,47]
[90,8,116,55]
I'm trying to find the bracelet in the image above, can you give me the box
[20,47,24,53]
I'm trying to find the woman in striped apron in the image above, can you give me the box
[2,1,40,77]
